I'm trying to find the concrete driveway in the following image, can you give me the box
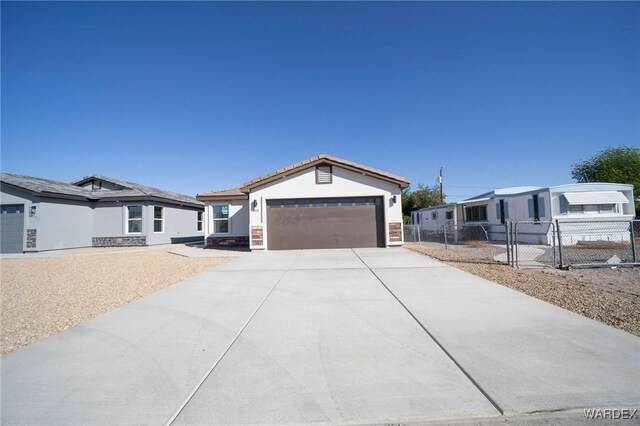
[2,248,638,425]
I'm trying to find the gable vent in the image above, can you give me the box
[316,166,332,184]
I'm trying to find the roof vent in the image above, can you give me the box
[316,166,332,184]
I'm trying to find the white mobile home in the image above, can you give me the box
[411,183,635,245]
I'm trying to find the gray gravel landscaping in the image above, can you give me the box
[1,246,230,354]
[406,243,640,337]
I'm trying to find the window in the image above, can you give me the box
[465,205,487,222]
[499,199,506,224]
[432,211,437,220]
[197,211,203,231]
[567,204,618,215]
[92,180,102,190]
[599,204,616,213]
[127,205,143,233]
[316,165,332,184]
[446,211,453,220]
[153,207,164,233]
[532,195,540,221]
[212,205,229,233]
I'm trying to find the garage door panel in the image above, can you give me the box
[1,205,25,254]
[267,198,384,250]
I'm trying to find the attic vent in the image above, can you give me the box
[316,166,332,184]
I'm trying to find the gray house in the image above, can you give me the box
[0,172,204,253]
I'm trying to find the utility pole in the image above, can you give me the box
[439,166,443,203]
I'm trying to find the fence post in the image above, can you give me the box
[551,222,557,268]
[510,222,514,267]
[505,222,510,266]
[444,224,448,250]
[556,219,564,269]
[630,220,637,263]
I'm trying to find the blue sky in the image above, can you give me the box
[2,2,638,202]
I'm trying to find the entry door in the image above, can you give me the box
[1,205,25,253]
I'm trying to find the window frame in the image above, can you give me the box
[153,206,164,233]
[211,204,230,234]
[464,205,488,222]
[197,211,203,231]
[568,203,619,215]
[126,205,143,234]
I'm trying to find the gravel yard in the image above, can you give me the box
[1,247,230,354]
[406,243,640,337]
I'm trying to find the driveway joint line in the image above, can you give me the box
[163,250,302,426]
[350,249,505,416]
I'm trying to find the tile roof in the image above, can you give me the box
[197,154,410,200]
[196,187,248,199]
[73,174,202,206]
[240,154,410,189]
[1,172,202,207]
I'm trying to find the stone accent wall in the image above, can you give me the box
[389,222,402,242]
[26,229,37,249]
[206,236,250,247]
[92,236,147,247]
[251,226,264,246]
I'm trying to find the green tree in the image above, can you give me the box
[402,184,444,223]
[571,146,640,214]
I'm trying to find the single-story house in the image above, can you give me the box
[196,154,410,250]
[411,183,635,245]
[0,172,204,253]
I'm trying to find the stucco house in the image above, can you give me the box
[0,172,203,253]
[197,154,410,250]
[412,183,635,245]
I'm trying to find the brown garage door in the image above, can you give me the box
[266,197,384,250]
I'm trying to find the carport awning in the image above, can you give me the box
[563,191,628,205]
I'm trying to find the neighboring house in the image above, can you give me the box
[196,154,410,250]
[412,183,635,245]
[0,172,204,253]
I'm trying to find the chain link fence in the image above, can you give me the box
[403,223,510,265]
[405,219,640,269]
[556,219,639,269]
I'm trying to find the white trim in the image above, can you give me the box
[125,205,143,234]
[153,206,164,233]
[563,191,629,205]
[210,203,230,235]
[197,211,203,232]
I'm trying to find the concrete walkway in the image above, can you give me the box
[2,248,638,425]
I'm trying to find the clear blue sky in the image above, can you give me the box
[2,2,639,202]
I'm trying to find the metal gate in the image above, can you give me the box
[512,221,557,268]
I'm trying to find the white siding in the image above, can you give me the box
[203,199,250,243]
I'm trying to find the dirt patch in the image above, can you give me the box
[405,243,640,337]
[1,248,230,354]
